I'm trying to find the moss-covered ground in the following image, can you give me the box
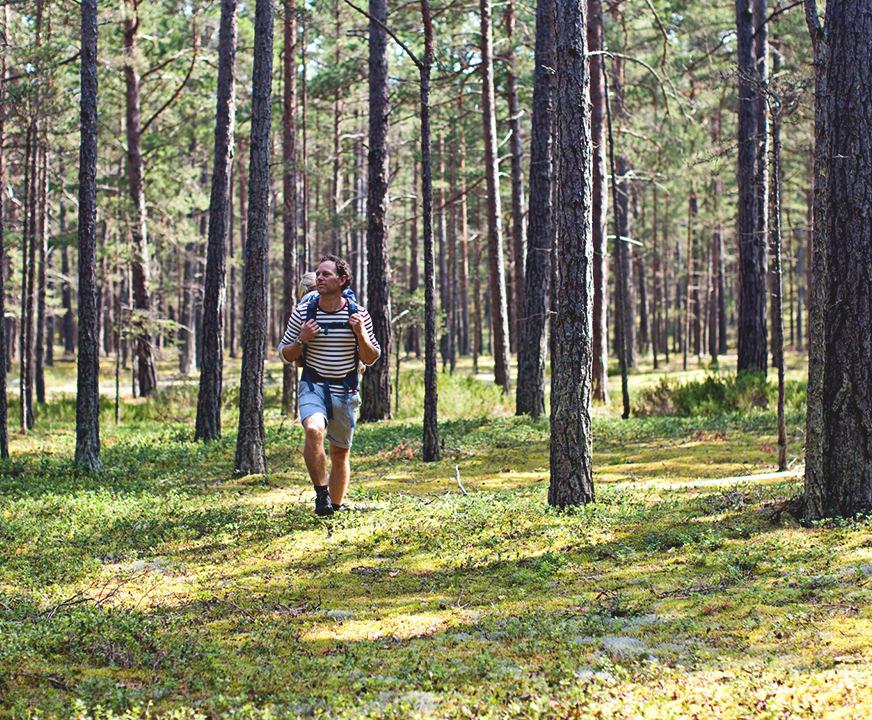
[1,353,869,719]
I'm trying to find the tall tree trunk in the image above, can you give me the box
[22,123,37,430]
[768,49,786,471]
[360,0,392,421]
[663,193,671,363]
[437,138,448,369]
[479,0,511,392]
[330,0,343,255]
[124,0,158,396]
[0,3,8,458]
[35,143,48,404]
[406,161,420,356]
[75,0,101,471]
[549,0,594,506]
[736,0,768,373]
[196,0,237,441]
[281,0,297,417]
[457,115,471,357]
[235,0,274,475]
[516,0,555,417]
[300,23,311,270]
[803,0,872,519]
[754,0,770,357]
[446,136,459,372]
[504,0,526,354]
[652,185,661,368]
[588,0,609,402]
[611,53,635,370]
[420,0,439,461]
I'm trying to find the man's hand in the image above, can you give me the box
[348,313,365,338]
[298,319,321,343]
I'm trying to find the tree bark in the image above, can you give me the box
[589,0,609,402]
[0,4,8,458]
[75,0,102,472]
[479,0,511,392]
[420,0,439,461]
[736,0,768,373]
[21,123,37,431]
[235,0,274,475]
[406,160,420,356]
[611,54,635,371]
[196,0,237,441]
[803,0,872,519]
[516,0,555,418]
[549,0,594,506]
[124,0,158,396]
[360,0,393,421]
[504,0,526,354]
[35,143,48,404]
[457,112,471,357]
[281,0,297,417]
[768,52,786,471]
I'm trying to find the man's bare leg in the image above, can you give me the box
[328,444,350,505]
[302,415,328,487]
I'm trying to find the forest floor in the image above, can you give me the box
[1,352,870,719]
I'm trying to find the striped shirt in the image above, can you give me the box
[278,297,381,394]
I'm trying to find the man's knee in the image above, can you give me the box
[329,443,350,458]
[304,422,325,445]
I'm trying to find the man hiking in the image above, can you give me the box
[278,255,381,516]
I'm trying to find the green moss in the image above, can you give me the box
[1,353,869,718]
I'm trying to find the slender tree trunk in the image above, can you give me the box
[235,0,274,475]
[420,0,439,461]
[504,0,526,354]
[611,53,635,371]
[457,115,471,357]
[663,193,671,363]
[795,229,804,351]
[768,54,786,471]
[0,4,8,458]
[178,240,195,374]
[281,0,297,416]
[736,0,768,373]
[196,0,237,441]
[22,123,37,430]
[803,0,872,519]
[360,0,392,421]
[75,0,101,471]
[437,138,448,369]
[516,0,555,417]
[300,23,311,270]
[406,161,420,356]
[479,0,511,392]
[124,1,158,396]
[652,185,661,368]
[549,0,594,506]
[447,136,459,372]
[35,143,48,404]
[754,0,770,359]
[588,0,609,402]
[601,24,630,418]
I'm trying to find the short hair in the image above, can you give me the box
[318,254,352,290]
[298,271,316,300]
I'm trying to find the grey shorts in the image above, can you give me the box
[298,382,360,449]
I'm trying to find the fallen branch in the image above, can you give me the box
[455,464,467,496]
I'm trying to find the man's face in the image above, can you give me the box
[316,261,344,295]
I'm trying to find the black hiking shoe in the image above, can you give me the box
[314,489,334,517]
[332,502,348,512]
